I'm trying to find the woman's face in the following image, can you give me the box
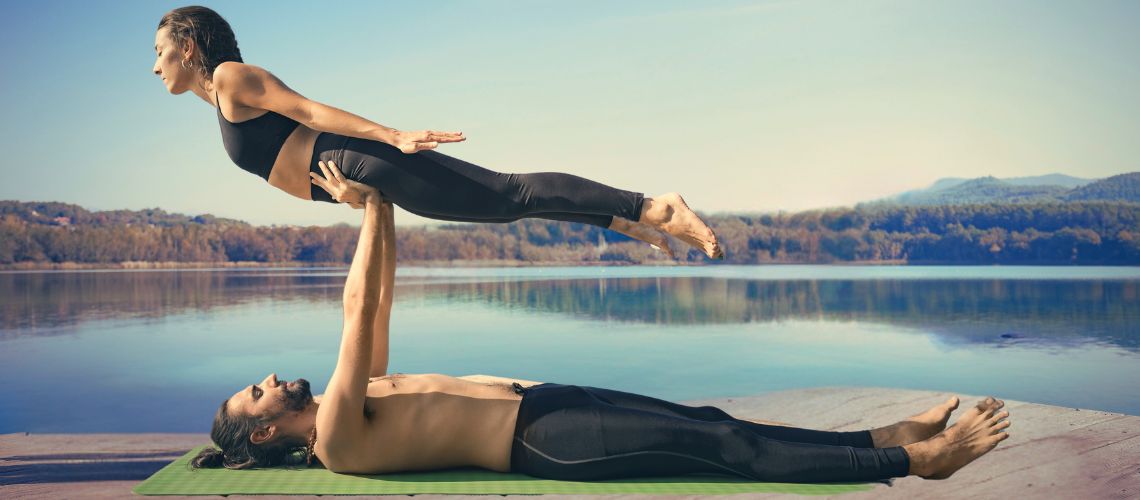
[152,27,195,94]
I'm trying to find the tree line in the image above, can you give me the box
[2,200,1138,265]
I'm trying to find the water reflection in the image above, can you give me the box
[409,278,1140,348]
[3,268,1140,431]
[3,270,1137,350]
[0,270,344,339]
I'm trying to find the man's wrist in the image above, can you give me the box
[362,190,385,206]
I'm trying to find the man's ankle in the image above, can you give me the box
[902,442,929,477]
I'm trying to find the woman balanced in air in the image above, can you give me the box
[152,6,722,259]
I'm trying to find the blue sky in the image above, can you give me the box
[1,0,1137,226]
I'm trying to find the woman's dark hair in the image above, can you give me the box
[157,6,243,82]
[189,399,316,470]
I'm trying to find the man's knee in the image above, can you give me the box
[695,404,734,421]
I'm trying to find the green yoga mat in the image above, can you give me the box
[133,445,875,496]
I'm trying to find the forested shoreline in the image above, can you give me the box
[2,200,1139,267]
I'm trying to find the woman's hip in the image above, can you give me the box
[308,132,352,203]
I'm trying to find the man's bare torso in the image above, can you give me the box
[314,373,541,474]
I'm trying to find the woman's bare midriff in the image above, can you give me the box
[267,125,321,200]
[216,95,321,201]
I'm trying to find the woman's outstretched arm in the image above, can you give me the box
[213,61,465,153]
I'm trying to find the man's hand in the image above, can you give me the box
[310,160,382,209]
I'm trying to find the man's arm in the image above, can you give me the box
[369,202,395,378]
[318,191,388,447]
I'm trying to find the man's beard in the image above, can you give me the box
[280,378,312,413]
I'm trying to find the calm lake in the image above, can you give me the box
[2,265,1138,433]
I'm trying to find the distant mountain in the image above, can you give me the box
[0,200,246,228]
[1004,174,1093,188]
[919,177,1071,205]
[868,173,1138,206]
[1064,173,1140,202]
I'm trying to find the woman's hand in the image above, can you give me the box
[392,129,465,154]
[310,160,381,209]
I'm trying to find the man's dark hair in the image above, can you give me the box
[189,400,313,469]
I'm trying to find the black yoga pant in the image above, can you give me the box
[509,383,911,483]
[309,133,645,228]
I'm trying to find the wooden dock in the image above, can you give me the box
[2,386,1137,499]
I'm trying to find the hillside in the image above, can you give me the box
[3,200,1139,266]
[1065,173,1140,202]
[872,173,1134,206]
[0,201,246,228]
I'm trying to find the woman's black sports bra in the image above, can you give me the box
[216,89,301,180]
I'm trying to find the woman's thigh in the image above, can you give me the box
[330,136,641,223]
[339,138,519,218]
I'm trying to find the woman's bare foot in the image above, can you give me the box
[903,397,1011,479]
[607,217,675,258]
[870,396,960,447]
[639,193,723,259]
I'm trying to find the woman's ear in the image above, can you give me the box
[182,38,196,60]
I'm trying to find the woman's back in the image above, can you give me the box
[212,62,324,200]
[215,86,300,180]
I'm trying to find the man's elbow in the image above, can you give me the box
[342,293,380,318]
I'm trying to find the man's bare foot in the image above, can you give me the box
[608,217,675,258]
[870,396,960,447]
[903,397,1011,480]
[639,193,723,259]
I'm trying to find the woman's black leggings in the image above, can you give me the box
[509,383,911,483]
[309,133,645,228]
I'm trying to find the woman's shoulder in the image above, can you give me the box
[213,61,286,94]
[212,62,282,111]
